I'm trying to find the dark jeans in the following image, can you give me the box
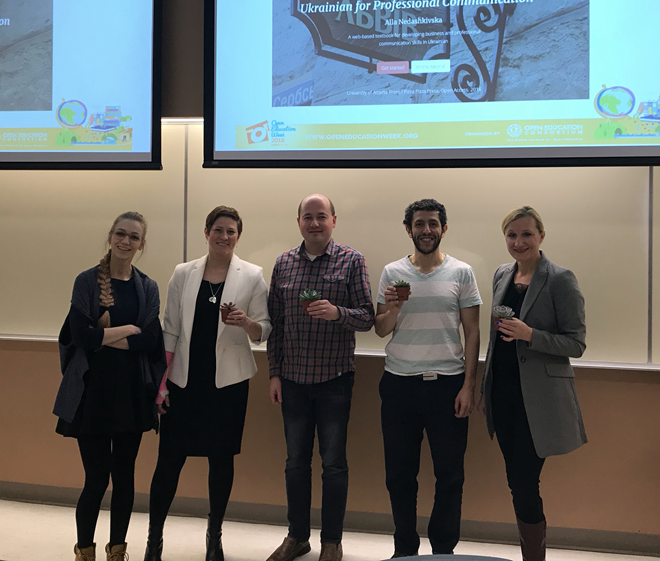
[380,371,469,555]
[148,452,235,529]
[491,370,545,524]
[76,431,143,548]
[280,373,354,544]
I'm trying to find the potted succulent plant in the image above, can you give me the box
[299,288,321,313]
[393,280,411,301]
[492,305,515,330]
[220,302,237,323]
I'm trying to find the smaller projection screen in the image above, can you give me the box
[205,0,660,168]
[0,0,161,170]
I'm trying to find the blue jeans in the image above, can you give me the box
[280,373,354,544]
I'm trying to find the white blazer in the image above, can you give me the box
[162,253,272,389]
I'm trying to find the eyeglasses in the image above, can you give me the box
[112,230,142,243]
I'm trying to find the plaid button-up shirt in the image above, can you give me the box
[267,239,375,384]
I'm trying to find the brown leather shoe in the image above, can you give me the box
[318,543,342,561]
[266,536,311,561]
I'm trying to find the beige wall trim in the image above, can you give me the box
[2,336,660,374]
[1,481,657,556]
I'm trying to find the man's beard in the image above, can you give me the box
[412,233,441,255]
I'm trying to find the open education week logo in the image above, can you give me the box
[246,121,269,144]
[244,120,298,146]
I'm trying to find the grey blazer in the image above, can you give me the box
[482,252,587,458]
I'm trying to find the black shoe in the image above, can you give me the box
[391,552,418,559]
[205,514,224,561]
[143,525,163,561]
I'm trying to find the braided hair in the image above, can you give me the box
[97,211,147,308]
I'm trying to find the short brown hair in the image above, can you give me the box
[205,205,242,235]
[501,206,544,235]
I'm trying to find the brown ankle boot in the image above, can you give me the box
[516,518,546,561]
[74,543,96,561]
[105,542,129,561]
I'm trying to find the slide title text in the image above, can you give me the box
[298,0,534,14]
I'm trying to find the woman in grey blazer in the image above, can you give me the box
[480,206,587,561]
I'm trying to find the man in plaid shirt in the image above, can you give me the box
[266,194,374,561]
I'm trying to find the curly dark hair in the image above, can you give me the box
[403,199,447,229]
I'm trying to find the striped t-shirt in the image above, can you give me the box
[377,255,482,376]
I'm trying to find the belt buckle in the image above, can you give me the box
[422,373,438,381]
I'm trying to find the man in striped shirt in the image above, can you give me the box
[266,194,374,561]
[375,199,481,558]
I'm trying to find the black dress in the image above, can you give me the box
[159,281,249,457]
[57,277,160,437]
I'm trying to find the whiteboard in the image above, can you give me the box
[0,122,653,364]
[186,124,650,363]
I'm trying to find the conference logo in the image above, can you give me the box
[507,124,523,138]
[246,121,269,144]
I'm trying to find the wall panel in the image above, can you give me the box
[0,124,186,336]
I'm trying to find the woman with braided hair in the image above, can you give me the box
[54,212,166,561]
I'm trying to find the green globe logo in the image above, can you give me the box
[56,99,88,128]
[595,87,635,119]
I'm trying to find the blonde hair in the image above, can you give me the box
[501,206,544,235]
[98,211,147,307]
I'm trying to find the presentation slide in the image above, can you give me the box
[211,0,660,163]
[0,0,156,165]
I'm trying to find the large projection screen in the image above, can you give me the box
[205,0,660,168]
[0,0,161,170]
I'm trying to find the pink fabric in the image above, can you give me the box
[156,352,174,405]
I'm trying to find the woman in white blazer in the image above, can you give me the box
[144,206,271,561]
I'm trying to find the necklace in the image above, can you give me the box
[208,281,222,304]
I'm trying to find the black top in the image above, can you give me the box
[57,277,161,437]
[187,281,223,390]
[492,278,528,383]
[160,281,250,457]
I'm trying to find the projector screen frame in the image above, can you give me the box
[0,1,163,171]
[203,0,660,170]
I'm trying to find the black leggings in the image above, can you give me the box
[491,374,546,525]
[148,452,234,529]
[76,432,143,548]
